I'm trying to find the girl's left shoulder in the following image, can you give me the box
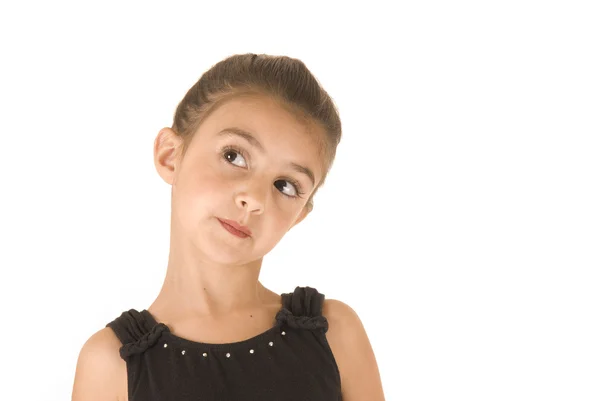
[322,299,386,400]
[322,298,368,341]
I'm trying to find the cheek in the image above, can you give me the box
[269,209,297,232]
[175,169,226,211]
[186,162,230,194]
[198,173,229,194]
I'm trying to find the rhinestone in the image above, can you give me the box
[202,352,208,357]
[226,353,231,358]
[163,343,168,348]
[281,331,286,336]
[249,349,254,354]
[181,350,186,355]
[268,341,274,346]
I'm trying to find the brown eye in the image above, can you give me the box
[274,179,304,198]
[223,148,247,168]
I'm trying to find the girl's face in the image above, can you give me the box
[160,94,325,265]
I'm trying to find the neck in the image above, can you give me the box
[149,228,276,318]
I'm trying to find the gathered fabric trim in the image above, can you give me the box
[275,307,329,332]
[119,323,169,358]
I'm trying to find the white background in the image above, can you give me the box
[1,1,599,400]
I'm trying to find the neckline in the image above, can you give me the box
[141,293,287,350]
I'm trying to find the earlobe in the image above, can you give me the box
[154,128,184,186]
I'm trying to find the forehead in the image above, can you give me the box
[208,94,321,141]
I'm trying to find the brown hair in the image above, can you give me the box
[171,53,342,210]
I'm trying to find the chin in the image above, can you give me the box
[193,228,256,264]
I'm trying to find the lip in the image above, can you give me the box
[217,218,252,237]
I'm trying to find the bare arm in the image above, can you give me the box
[323,299,386,401]
[72,327,127,401]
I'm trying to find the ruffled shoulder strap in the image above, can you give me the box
[276,286,329,332]
[106,309,169,359]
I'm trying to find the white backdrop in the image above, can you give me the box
[1,1,598,400]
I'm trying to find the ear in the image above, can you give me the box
[154,128,184,186]
[289,202,313,231]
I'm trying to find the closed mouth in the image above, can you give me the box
[217,218,252,237]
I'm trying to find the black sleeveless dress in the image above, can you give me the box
[106,286,342,400]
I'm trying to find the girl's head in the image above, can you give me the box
[154,53,342,264]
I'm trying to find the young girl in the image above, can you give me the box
[72,53,385,401]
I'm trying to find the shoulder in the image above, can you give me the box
[321,299,365,347]
[72,327,127,401]
[322,299,386,401]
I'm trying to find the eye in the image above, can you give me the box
[222,147,248,168]
[274,179,304,198]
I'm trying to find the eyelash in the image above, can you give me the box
[221,145,306,199]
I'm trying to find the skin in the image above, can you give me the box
[72,93,385,400]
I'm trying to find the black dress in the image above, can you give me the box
[106,286,342,400]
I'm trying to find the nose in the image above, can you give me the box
[235,181,267,214]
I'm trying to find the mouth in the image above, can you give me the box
[217,218,252,238]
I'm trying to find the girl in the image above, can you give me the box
[72,53,385,401]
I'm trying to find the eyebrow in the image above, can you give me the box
[217,127,316,187]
